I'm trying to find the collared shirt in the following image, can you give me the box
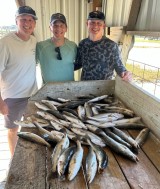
[74,36,126,80]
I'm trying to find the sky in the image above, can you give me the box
[0,0,17,26]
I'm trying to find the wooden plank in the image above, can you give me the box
[29,80,115,101]
[127,0,142,31]
[5,128,46,189]
[87,147,130,189]
[129,130,160,172]
[127,31,160,37]
[115,76,160,139]
[46,144,87,189]
[114,146,160,188]
[45,143,130,189]
[15,0,25,7]
[93,0,102,11]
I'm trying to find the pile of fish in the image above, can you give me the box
[16,94,150,184]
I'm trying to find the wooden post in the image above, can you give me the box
[93,0,102,11]
[15,0,25,7]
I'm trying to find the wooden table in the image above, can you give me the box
[5,127,160,189]
[4,80,160,188]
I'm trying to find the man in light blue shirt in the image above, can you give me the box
[36,13,77,83]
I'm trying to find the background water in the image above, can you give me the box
[128,43,160,99]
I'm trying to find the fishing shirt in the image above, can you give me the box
[0,32,38,100]
[74,36,126,80]
[36,38,77,83]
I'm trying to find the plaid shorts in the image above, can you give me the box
[4,98,29,129]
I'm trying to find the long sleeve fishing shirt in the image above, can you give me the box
[74,36,126,80]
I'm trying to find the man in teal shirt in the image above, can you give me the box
[36,13,77,83]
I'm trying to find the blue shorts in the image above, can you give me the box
[4,98,29,129]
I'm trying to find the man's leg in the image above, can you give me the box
[8,126,19,157]
[4,98,29,158]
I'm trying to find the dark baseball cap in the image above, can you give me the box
[50,13,67,25]
[88,11,105,21]
[15,6,38,20]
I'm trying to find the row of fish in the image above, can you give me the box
[16,94,150,183]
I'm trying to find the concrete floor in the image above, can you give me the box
[0,67,42,189]
[0,115,10,189]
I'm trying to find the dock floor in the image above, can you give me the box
[0,115,10,189]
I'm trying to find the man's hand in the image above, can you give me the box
[121,71,132,82]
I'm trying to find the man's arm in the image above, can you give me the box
[0,94,8,115]
[113,43,132,82]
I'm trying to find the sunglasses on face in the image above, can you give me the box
[55,47,62,60]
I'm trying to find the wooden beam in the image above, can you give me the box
[127,0,142,31]
[15,0,25,7]
[127,31,160,37]
[93,0,102,11]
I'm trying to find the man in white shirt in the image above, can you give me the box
[0,6,38,157]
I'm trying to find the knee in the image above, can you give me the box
[8,126,19,134]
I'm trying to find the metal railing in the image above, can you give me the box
[126,59,160,99]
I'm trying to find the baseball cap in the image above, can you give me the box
[88,11,105,21]
[50,13,67,25]
[15,6,38,20]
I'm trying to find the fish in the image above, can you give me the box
[62,111,79,119]
[14,116,49,128]
[50,120,77,140]
[51,133,70,173]
[17,132,51,148]
[85,147,97,184]
[33,121,60,143]
[50,120,65,131]
[37,110,60,122]
[57,145,76,176]
[68,140,83,181]
[104,128,132,149]
[46,97,63,105]
[41,100,58,110]
[88,95,108,103]
[57,97,71,103]
[46,109,67,121]
[115,123,146,130]
[58,119,71,127]
[77,105,86,120]
[87,138,108,173]
[85,120,115,128]
[58,99,88,109]
[50,130,64,140]
[88,113,124,122]
[27,115,50,126]
[135,128,150,146]
[14,120,36,127]
[76,94,95,100]
[91,106,99,115]
[100,129,139,162]
[84,102,93,118]
[111,127,139,151]
[58,107,79,117]
[112,117,141,124]
[99,106,135,117]
[63,111,87,129]
[70,122,87,129]
[34,101,51,111]
[71,127,106,147]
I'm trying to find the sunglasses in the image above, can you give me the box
[55,47,62,60]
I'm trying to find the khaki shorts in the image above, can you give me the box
[4,98,29,129]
